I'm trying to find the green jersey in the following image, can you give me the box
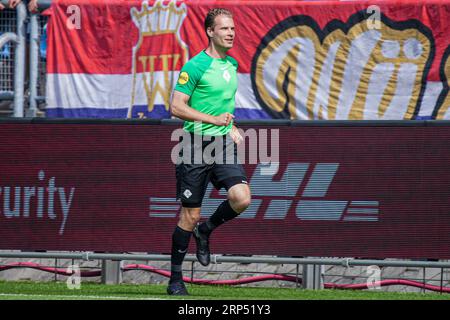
[174,50,238,136]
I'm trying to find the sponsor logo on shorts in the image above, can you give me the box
[183,189,192,199]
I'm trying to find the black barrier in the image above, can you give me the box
[0,118,450,258]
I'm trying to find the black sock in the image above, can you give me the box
[199,200,238,235]
[170,226,192,283]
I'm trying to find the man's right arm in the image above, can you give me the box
[170,90,234,127]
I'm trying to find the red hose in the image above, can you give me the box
[325,279,450,293]
[1,262,449,293]
[124,263,300,285]
[123,264,450,292]
[0,262,101,277]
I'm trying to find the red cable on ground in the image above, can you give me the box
[0,262,101,277]
[123,264,300,285]
[325,279,450,293]
[1,262,449,293]
[122,264,450,293]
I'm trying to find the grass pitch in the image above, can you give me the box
[0,280,449,300]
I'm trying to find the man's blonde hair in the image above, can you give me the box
[204,8,233,39]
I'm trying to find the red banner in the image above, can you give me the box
[0,121,449,259]
[46,0,450,120]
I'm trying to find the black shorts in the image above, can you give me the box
[175,132,248,208]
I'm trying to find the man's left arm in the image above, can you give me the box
[230,123,243,145]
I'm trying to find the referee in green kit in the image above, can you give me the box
[167,8,251,295]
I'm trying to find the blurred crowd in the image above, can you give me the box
[0,0,39,12]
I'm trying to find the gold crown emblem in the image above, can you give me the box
[129,0,189,118]
[131,0,187,35]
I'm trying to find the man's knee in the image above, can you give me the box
[185,208,202,223]
[180,207,201,229]
[228,192,251,214]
